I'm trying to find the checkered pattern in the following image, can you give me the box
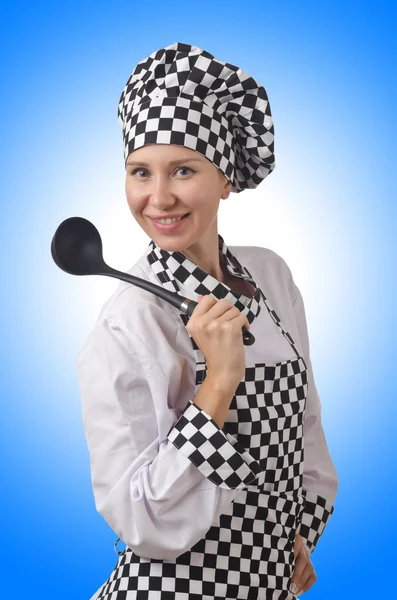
[147,233,263,339]
[95,237,334,599]
[118,41,275,193]
[297,490,335,554]
[102,487,306,600]
[167,400,262,489]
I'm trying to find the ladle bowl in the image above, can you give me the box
[51,216,255,346]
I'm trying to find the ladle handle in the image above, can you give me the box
[181,298,255,346]
[100,266,255,347]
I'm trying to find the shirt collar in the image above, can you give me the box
[145,233,263,323]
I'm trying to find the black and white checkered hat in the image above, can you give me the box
[118,42,275,193]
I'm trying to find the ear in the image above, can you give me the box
[221,179,232,200]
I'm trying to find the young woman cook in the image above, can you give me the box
[77,41,338,600]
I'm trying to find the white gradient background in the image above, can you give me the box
[1,1,396,598]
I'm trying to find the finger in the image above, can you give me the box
[296,562,314,594]
[193,294,215,314]
[291,548,307,590]
[300,539,309,558]
[293,534,303,558]
[299,570,317,594]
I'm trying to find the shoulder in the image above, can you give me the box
[81,253,180,359]
[92,248,171,316]
[228,244,298,305]
[230,244,290,272]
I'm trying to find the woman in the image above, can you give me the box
[77,42,338,600]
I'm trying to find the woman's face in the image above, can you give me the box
[124,144,232,253]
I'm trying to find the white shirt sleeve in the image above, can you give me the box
[76,315,261,562]
[291,285,339,553]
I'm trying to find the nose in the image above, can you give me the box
[148,173,178,209]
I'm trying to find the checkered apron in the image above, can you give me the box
[93,240,308,600]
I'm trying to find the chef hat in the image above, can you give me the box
[118,41,275,193]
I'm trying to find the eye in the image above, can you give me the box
[130,167,148,177]
[129,166,195,177]
[176,166,195,176]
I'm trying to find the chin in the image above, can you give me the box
[153,239,186,252]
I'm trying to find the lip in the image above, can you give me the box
[149,213,191,232]
[147,213,189,219]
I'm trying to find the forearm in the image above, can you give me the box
[192,372,237,429]
[96,439,242,561]
[91,374,259,561]
[290,280,338,552]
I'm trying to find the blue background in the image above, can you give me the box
[1,1,396,598]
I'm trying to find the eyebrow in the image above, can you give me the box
[126,157,204,167]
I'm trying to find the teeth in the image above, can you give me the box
[155,216,184,224]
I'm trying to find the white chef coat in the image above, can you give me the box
[76,235,338,569]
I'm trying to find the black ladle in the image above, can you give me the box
[50,216,255,346]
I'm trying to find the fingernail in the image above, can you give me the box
[290,583,298,595]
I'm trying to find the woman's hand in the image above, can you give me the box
[290,533,317,596]
[187,295,250,387]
